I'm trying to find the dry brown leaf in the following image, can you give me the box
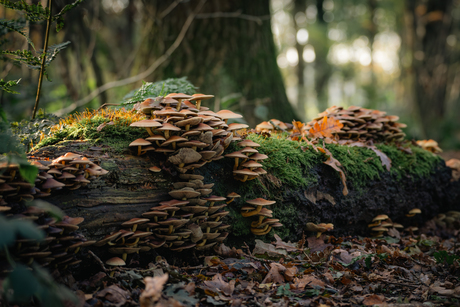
[349,141,391,171]
[293,275,325,290]
[284,266,298,282]
[323,148,348,196]
[96,284,129,305]
[262,262,286,284]
[253,239,288,257]
[203,273,235,296]
[273,234,300,252]
[363,294,386,306]
[307,235,333,252]
[140,273,169,307]
[309,116,343,138]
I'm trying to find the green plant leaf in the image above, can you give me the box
[12,219,45,241]
[0,78,21,94]
[3,264,39,303]
[29,200,64,221]
[0,0,49,22]
[0,217,16,248]
[0,18,35,49]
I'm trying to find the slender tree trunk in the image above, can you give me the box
[293,0,307,121]
[138,0,298,126]
[406,0,453,140]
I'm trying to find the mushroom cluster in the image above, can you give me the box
[255,119,292,134]
[100,174,231,260]
[304,106,407,142]
[240,198,282,235]
[0,153,108,205]
[128,94,247,174]
[416,139,442,154]
[225,139,268,182]
[1,206,94,269]
[368,214,403,237]
[306,222,334,238]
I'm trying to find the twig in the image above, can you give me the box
[96,103,120,111]
[32,0,52,119]
[54,0,207,117]
[195,11,270,25]
[159,0,184,19]
[89,250,107,272]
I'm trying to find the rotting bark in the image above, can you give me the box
[32,141,460,250]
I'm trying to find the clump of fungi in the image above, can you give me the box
[0,153,108,203]
[367,214,403,238]
[301,106,407,142]
[239,198,283,236]
[127,93,246,175]
[0,203,94,270]
[306,222,334,238]
[106,173,232,258]
[224,139,268,182]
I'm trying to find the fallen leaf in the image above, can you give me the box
[284,266,298,282]
[273,234,300,252]
[316,191,336,205]
[322,148,348,196]
[309,116,343,138]
[262,263,286,284]
[307,235,333,252]
[96,284,129,305]
[363,294,386,306]
[253,239,288,257]
[203,273,235,296]
[349,141,391,171]
[140,273,169,307]
[293,275,325,289]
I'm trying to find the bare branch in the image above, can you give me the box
[195,11,270,25]
[54,0,207,116]
[159,0,184,19]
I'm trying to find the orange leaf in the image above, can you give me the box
[292,120,304,134]
[322,148,348,196]
[309,116,343,138]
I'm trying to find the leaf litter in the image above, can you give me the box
[56,215,460,307]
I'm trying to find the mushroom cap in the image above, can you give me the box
[41,178,66,189]
[129,138,151,147]
[158,218,189,227]
[246,198,276,206]
[30,161,49,171]
[169,93,193,100]
[161,135,188,147]
[168,148,202,165]
[372,214,389,221]
[241,160,263,169]
[256,121,274,130]
[227,123,249,131]
[146,135,166,142]
[224,150,247,159]
[408,208,421,215]
[189,94,214,101]
[159,199,189,206]
[241,147,259,155]
[106,257,126,266]
[149,166,161,173]
[306,222,327,232]
[237,140,261,147]
[122,218,149,227]
[227,192,241,198]
[130,119,162,128]
[254,168,267,175]
[175,117,202,127]
[216,110,243,120]
[204,195,227,202]
[248,153,268,161]
[157,122,181,132]
[169,188,201,199]
[233,168,258,177]
[142,211,169,218]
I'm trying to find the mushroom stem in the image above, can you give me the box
[196,100,202,109]
[252,226,272,235]
[241,205,262,217]
[137,146,142,156]
[251,215,265,228]
[146,128,154,136]
[226,198,234,204]
[233,158,239,170]
[122,253,127,261]
[126,237,140,246]
[176,99,183,111]
[196,239,207,247]
[185,124,191,131]
[132,224,138,232]
[109,271,115,277]
[168,225,174,235]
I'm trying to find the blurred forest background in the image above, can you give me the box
[2,0,460,149]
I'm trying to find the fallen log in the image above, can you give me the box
[30,134,460,249]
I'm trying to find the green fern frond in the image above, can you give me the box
[0,19,35,50]
[0,0,49,22]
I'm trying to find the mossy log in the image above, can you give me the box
[31,136,460,248]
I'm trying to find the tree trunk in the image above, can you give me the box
[406,0,453,140]
[293,0,307,122]
[137,0,298,126]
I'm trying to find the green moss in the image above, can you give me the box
[35,116,146,154]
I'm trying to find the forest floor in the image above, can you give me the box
[59,215,460,307]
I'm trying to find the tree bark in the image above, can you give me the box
[137,0,298,126]
[406,0,453,140]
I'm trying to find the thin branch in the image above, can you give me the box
[32,0,52,119]
[55,0,207,116]
[159,0,184,19]
[195,11,270,25]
